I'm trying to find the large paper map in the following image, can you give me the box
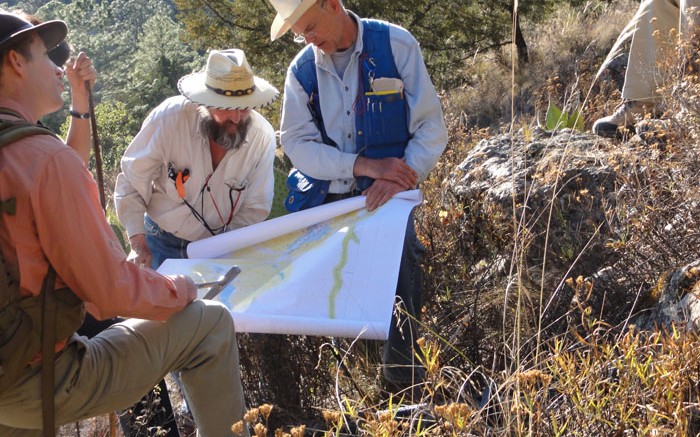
[157,190,422,340]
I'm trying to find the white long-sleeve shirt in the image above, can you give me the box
[280,12,448,194]
[115,96,276,242]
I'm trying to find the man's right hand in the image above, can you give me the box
[353,156,418,189]
[166,274,197,303]
[363,179,405,211]
[127,234,153,268]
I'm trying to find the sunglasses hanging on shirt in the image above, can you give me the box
[169,164,245,236]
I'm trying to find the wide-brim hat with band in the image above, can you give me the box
[178,49,278,110]
[0,10,67,53]
[269,0,317,41]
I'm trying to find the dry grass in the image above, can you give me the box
[65,1,700,435]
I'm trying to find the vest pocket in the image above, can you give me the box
[360,91,409,158]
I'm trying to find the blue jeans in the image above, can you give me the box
[144,215,191,269]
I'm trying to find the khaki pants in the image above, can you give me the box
[0,300,249,437]
[623,0,700,102]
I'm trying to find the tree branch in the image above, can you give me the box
[195,0,259,32]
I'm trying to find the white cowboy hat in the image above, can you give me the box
[269,0,317,41]
[177,49,278,110]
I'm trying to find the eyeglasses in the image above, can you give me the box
[293,30,318,44]
[182,174,245,236]
[292,0,325,44]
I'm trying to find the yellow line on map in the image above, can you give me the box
[329,227,359,318]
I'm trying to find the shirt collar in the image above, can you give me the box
[313,11,363,69]
[0,96,34,123]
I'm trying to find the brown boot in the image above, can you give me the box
[592,100,656,138]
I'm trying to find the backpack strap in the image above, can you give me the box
[0,108,58,148]
[0,109,58,221]
[0,107,25,119]
[40,265,57,437]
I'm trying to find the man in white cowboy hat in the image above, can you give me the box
[115,49,279,269]
[0,9,249,437]
[268,0,448,392]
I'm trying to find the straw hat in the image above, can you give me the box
[0,10,66,53]
[269,0,317,41]
[177,49,278,110]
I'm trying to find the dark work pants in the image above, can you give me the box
[324,193,426,386]
[381,214,426,385]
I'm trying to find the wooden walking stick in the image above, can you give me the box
[86,81,116,437]
[86,81,106,212]
[109,411,117,437]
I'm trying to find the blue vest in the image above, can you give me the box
[284,19,410,212]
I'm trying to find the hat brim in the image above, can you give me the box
[177,72,279,110]
[270,0,318,41]
[0,19,67,53]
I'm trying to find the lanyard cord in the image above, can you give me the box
[181,174,244,236]
[207,180,243,232]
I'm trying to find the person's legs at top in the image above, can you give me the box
[622,0,679,102]
[593,0,680,137]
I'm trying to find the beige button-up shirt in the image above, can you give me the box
[115,96,276,242]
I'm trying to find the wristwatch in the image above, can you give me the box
[69,108,90,119]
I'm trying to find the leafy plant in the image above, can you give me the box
[544,102,585,131]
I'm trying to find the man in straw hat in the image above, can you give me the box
[593,0,699,138]
[115,49,278,269]
[268,0,448,392]
[0,9,249,436]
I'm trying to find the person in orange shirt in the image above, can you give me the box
[22,12,183,436]
[0,10,249,437]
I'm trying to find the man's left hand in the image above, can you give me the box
[64,52,96,106]
[362,179,405,211]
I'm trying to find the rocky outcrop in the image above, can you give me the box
[634,261,700,331]
[444,125,699,335]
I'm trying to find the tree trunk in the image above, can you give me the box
[511,2,529,64]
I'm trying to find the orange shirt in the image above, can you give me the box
[0,99,187,321]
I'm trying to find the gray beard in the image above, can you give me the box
[198,109,252,151]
